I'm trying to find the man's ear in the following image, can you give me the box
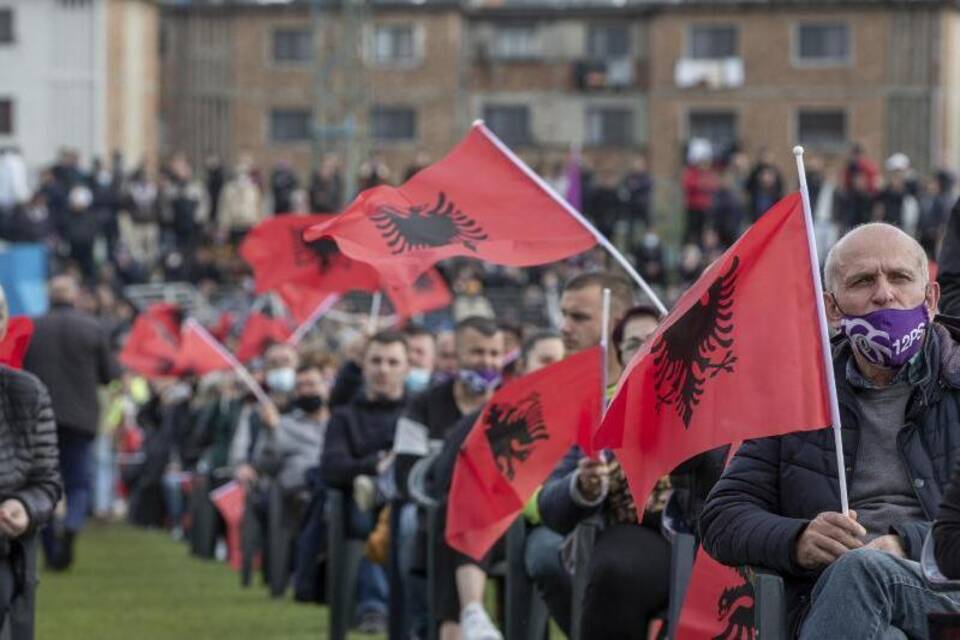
[824,292,843,328]
[926,281,941,317]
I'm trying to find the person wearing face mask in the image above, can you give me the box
[701,223,960,638]
[404,325,436,395]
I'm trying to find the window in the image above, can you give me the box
[491,24,539,60]
[689,25,738,59]
[483,105,531,145]
[688,110,737,151]
[0,9,13,44]
[0,100,12,135]
[371,106,417,141]
[587,24,630,60]
[795,23,850,64]
[372,25,416,65]
[273,28,312,64]
[586,108,633,147]
[270,109,311,143]
[797,109,846,148]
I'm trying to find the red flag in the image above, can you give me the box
[235,312,293,363]
[304,123,597,286]
[386,269,453,320]
[676,551,755,639]
[446,347,603,561]
[175,321,235,376]
[594,193,831,515]
[210,481,247,571]
[240,214,381,294]
[120,308,182,378]
[209,311,235,343]
[276,282,341,326]
[0,317,34,369]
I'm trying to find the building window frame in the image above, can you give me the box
[482,104,533,146]
[268,108,312,144]
[270,27,313,67]
[366,23,425,69]
[370,105,418,142]
[585,106,634,148]
[489,23,542,61]
[586,23,631,61]
[686,23,740,60]
[0,8,14,45]
[795,107,848,151]
[685,107,739,154]
[0,99,13,136]
[792,21,853,68]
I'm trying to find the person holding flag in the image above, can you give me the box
[701,223,960,638]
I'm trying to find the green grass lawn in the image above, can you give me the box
[36,523,383,640]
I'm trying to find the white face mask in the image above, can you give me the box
[265,367,296,394]
[405,367,432,394]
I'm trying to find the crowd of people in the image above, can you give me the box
[3,136,960,640]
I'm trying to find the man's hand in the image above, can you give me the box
[258,401,281,430]
[0,499,30,538]
[234,464,258,485]
[575,457,611,503]
[795,510,866,570]
[865,534,906,558]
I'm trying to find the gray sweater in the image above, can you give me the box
[253,409,327,492]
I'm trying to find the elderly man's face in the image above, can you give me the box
[825,227,939,325]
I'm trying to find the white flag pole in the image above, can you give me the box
[287,294,341,345]
[794,146,849,514]
[473,121,668,317]
[367,292,384,333]
[600,288,612,413]
[186,319,273,411]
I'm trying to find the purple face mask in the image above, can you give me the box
[839,303,929,369]
[457,368,502,394]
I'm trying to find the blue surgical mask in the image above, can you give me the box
[406,367,432,394]
[265,367,296,394]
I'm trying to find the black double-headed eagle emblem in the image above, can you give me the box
[371,192,488,254]
[291,228,340,271]
[652,256,740,428]
[484,392,548,481]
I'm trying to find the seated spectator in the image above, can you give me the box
[701,223,960,638]
[404,324,436,395]
[320,330,410,634]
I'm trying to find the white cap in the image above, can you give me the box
[886,152,910,172]
[687,138,713,165]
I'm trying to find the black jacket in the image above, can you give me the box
[320,394,407,491]
[0,366,62,533]
[701,320,960,628]
[24,304,119,436]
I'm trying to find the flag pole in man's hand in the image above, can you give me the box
[794,145,849,514]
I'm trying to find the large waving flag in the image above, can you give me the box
[386,269,453,320]
[119,305,183,378]
[240,214,381,294]
[446,347,603,561]
[0,317,34,369]
[594,194,832,516]
[235,312,293,363]
[175,320,236,376]
[304,123,597,286]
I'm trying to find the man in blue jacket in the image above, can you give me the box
[701,222,960,638]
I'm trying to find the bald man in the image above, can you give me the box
[24,274,119,570]
[702,223,960,638]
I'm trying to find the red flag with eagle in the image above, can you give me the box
[235,312,294,363]
[446,346,603,561]
[593,193,832,517]
[119,305,183,378]
[386,269,453,320]
[303,123,597,286]
[240,214,381,294]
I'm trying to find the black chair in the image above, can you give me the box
[187,473,219,559]
[326,488,365,640]
[265,479,293,598]
[0,533,37,640]
[408,454,441,640]
[748,567,788,640]
[239,485,262,588]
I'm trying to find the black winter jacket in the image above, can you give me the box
[320,394,407,491]
[0,366,62,534]
[701,319,960,628]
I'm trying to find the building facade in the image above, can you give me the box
[0,0,159,173]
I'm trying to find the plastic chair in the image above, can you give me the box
[265,479,292,598]
[0,533,37,640]
[239,485,262,588]
[326,488,365,640]
[748,566,788,640]
[408,454,440,640]
[503,518,550,640]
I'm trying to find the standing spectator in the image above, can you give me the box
[583,170,621,241]
[0,284,62,627]
[88,156,121,263]
[633,229,667,289]
[618,154,653,240]
[713,165,747,247]
[217,155,263,245]
[309,155,343,213]
[358,153,391,192]
[918,170,955,258]
[842,142,880,196]
[63,185,99,281]
[204,154,225,225]
[121,166,159,265]
[270,160,299,215]
[745,148,785,222]
[159,153,209,254]
[403,151,431,182]
[873,153,919,235]
[836,170,874,234]
[0,147,29,218]
[681,139,718,246]
[24,274,120,570]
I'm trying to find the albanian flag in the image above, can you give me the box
[210,481,247,571]
[446,347,603,561]
[304,123,597,286]
[594,193,831,516]
[676,551,755,639]
[240,214,380,294]
[276,282,341,326]
[120,305,183,378]
[0,317,34,369]
[235,312,293,363]
[386,269,453,320]
[175,320,236,376]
